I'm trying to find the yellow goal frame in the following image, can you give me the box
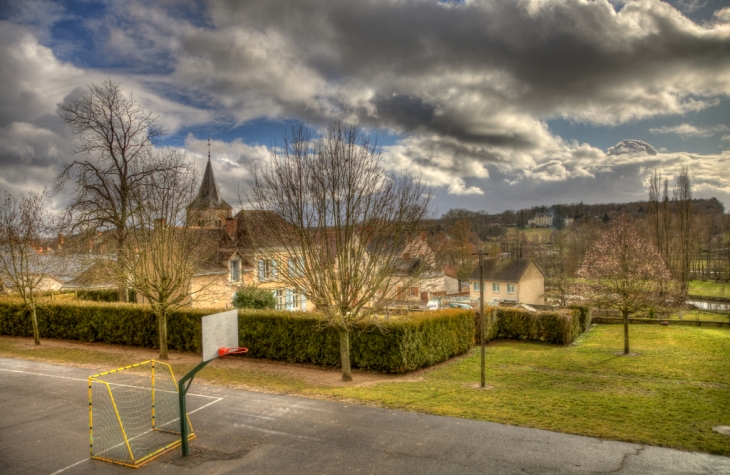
[88,360,195,468]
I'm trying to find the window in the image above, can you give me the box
[288,256,304,277]
[215,219,222,227]
[492,283,500,293]
[279,289,307,311]
[230,259,240,282]
[274,289,286,310]
[473,282,480,291]
[507,283,515,294]
[258,259,277,281]
[198,220,204,227]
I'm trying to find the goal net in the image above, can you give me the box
[88,360,194,468]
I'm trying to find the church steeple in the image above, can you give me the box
[187,138,233,227]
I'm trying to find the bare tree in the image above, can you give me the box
[647,169,665,258]
[0,192,57,345]
[116,150,215,359]
[575,216,681,354]
[442,219,477,287]
[54,79,163,302]
[249,122,432,381]
[673,166,694,295]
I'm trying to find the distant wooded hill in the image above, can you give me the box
[426,198,725,241]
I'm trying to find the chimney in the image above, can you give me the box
[154,218,166,229]
[420,231,426,241]
[225,217,236,238]
[57,233,65,249]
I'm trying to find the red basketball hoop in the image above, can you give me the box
[218,347,248,357]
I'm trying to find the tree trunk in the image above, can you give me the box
[339,330,352,382]
[622,310,629,355]
[158,312,168,360]
[31,306,40,346]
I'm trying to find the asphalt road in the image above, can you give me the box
[1,357,729,475]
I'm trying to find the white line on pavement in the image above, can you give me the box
[0,367,219,398]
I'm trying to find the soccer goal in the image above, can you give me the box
[88,360,194,468]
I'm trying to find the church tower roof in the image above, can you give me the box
[188,139,233,211]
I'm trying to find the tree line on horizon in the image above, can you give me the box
[426,177,730,294]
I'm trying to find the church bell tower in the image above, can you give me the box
[187,138,233,227]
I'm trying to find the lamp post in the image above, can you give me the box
[472,249,487,388]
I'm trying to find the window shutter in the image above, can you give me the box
[301,293,306,311]
[258,260,264,281]
[271,259,277,279]
[288,258,294,277]
[286,289,293,311]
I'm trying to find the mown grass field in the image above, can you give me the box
[515,227,555,239]
[689,281,730,300]
[2,324,729,456]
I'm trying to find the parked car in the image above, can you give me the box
[426,300,440,311]
[449,302,472,310]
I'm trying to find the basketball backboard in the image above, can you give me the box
[201,309,238,362]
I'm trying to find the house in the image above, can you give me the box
[0,246,82,294]
[185,160,314,311]
[371,233,457,303]
[527,212,553,227]
[469,259,544,305]
[184,156,452,311]
[138,248,253,309]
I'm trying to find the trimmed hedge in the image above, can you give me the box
[473,306,590,345]
[495,307,582,345]
[238,309,474,373]
[0,299,590,372]
[0,299,208,351]
[0,300,473,373]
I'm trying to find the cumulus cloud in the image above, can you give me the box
[650,123,730,137]
[0,20,213,207]
[607,139,658,157]
[2,0,730,212]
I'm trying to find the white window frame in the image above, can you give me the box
[258,259,277,281]
[492,283,500,293]
[507,283,515,294]
[473,282,480,291]
[230,259,241,282]
[273,289,286,310]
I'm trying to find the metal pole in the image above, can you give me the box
[472,248,487,388]
[479,250,485,388]
[178,360,210,456]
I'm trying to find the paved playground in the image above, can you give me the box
[1,357,729,475]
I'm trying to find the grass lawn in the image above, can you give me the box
[689,281,730,299]
[2,325,729,456]
[665,310,729,322]
[515,227,555,239]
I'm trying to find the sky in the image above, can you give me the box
[0,0,728,216]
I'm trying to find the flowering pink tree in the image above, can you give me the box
[576,216,681,354]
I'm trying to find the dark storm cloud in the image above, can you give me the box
[2,0,730,210]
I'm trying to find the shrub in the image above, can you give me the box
[496,307,582,345]
[570,305,592,332]
[237,308,474,373]
[232,286,276,309]
[0,300,473,373]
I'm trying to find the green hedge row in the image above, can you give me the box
[0,299,590,372]
[473,305,591,345]
[0,300,473,373]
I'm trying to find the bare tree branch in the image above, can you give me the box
[248,121,433,381]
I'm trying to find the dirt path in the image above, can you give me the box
[0,336,433,387]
